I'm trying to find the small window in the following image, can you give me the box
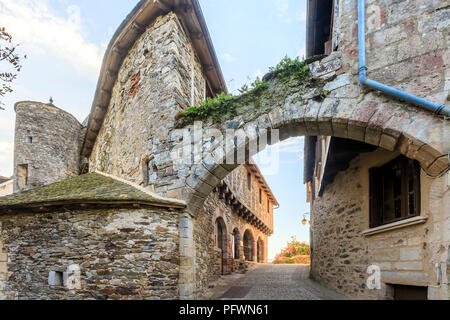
[27,136,33,143]
[146,160,152,185]
[17,164,28,189]
[247,173,251,190]
[392,285,428,300]
[143,158,153,186]
[259,189,262,204]
[306,0,334,57]
[370,156,421,228]
[48,271,64,286]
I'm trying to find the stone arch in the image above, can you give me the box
[214,217,229,275]
[178,101,448,214]
[243,229,255,262]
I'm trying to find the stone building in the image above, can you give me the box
[0,172,186,300]
[0,177,13,197]
[0,0,448,300]
[303,0,449,300]
[0,0,276,300]
[195,160,277,293]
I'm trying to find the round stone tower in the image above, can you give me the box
[14,101,83,192]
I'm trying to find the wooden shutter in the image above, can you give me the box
[369,167,383,228]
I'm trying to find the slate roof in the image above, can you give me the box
[0,172,186,211]
[0,176,11,184]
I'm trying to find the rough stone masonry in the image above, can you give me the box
[1,0,448,300]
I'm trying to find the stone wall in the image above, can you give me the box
[339,0,448,108]
[89,12,206,192]
[224,165,275,232]
[0,207,180,300]
[310,148,449,299]
[14,102,82,192]
[194,181,269,298]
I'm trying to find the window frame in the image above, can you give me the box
[369,156,421,228]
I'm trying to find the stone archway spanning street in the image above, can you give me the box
[162,54,448,217]
[172,54,449,299]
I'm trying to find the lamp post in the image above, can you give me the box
[301,212,310,226]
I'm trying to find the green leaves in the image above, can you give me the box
[0,27,26,110]
[182,92,236,123]
[268,56,310,82]
[176,55,315,127]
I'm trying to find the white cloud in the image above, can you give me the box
[0,0,104,78]
[221,53,236,63]
[276,136,304,153]
[274,0,292,24]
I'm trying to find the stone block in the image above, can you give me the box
[348,100,378,142]
[304,100,322,136]
[381,271,429,286]
[0,253,6,262]
[328,83,361,99]
[400,248,421,261]
[408,237,422,246]
[415,144,444,168]
[283,100,306,124]
[373,248,400,261]
[267,106,284,127]
[427,155,450,176]
[394,261,423,271]
[386,0,440,25]
[374,262,392,271]
[0,262,6,274]
[398,73,444,99]
[379,134,398,151]
[428,285,449,300]
[324,74,351,92]
[372,20,414,48]
[179,283,195,299]
[309,52,342,78]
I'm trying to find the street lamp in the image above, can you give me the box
[301,212,310,226]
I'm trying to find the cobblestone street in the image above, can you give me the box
[205,264,347,300]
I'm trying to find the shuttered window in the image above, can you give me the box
[369,156,421,228]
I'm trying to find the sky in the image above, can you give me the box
[0,0,309,260]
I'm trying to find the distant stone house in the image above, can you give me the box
[304,0,449,300]
[197,161,277,291]
[0,177,13,197]
[0,0,277,300]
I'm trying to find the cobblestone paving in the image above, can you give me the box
[207,264,347,300]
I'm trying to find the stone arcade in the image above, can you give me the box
[0,0,449,300]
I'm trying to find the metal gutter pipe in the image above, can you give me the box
[358,0,450,117]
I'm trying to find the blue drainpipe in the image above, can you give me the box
[358,0,450,117]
